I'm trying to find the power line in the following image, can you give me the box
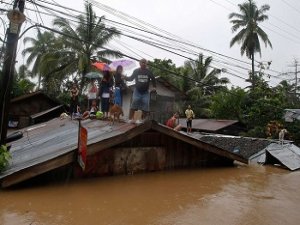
[25,0,287,83]
[18,22,300,118]
[25,1,252,79]
[26,0,284,82]
[280,0,300,16]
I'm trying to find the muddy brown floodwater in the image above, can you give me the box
[0,165,300,225]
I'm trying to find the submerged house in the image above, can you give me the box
[8,91,65,128]
[283,109,300,122]
[0,119,247,188]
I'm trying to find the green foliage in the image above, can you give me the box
[185,95,212,118]
[246,97,283,129]
[0,145,11,172]
[241,126,266,138]
[229,0,272,58]
[210,87,247,120]
[229,0,272,86]
[12,78,35,98]
[148,58,182,89]
[11,65,36,98]
[22,3,120,97]
[184,53,230,96]
[48,3,120,93]
[22,30,58,90]
[285,121,300,145]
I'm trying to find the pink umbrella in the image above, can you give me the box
[109,59,136,70]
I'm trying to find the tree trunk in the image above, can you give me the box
[251,52,255,89]
[37,74,41,90]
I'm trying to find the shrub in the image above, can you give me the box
[0,145,11,172]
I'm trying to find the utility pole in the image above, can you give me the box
[286,59,300,95]
[294,59,298,95]
[0,0,25,145]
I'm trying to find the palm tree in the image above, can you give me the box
[184,54,229,118]
[12,65,35,97]
[184,53,229,96]
[22,30,57,90]
[44,3,120,92]
[229,0,272,88]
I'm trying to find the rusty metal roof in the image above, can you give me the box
[179,119,238,131]
[0,118,136,181]
[0,118,248,187]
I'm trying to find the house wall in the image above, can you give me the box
[121,82,177,122]
[74,131,233,177]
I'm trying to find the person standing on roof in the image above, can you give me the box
[70,82,80,119]
[124,58,156,122]
[99,70,113,119]
[114,65,126,106]
[185,105,195,133]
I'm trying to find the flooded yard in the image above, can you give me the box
[0,165,299,225]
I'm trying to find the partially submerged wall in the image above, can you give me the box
[74,132,233,177]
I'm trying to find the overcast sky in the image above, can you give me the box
[2,0,300,87]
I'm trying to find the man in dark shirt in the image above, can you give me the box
[125,58,156,122]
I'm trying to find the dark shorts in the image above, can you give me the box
[186,119,192,128]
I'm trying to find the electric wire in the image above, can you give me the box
[5,1,292,84]
[22,0,286,84]
[27,0,290,81]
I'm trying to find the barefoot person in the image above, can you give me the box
[185,105,195,133]
[124,59,156,122]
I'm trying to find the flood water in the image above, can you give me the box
[1,165,300,225]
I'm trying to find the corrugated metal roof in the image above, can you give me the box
[284,109,300,122]
[0,119,249,187]
[178,119,238,131]
[263,143,300,171]
[30,105,64,119]
[0,118,136,180]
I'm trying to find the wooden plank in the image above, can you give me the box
[1,152,75,188]
[30,105,63,119]
[151,122,248,164]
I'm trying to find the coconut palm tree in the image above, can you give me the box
[184,53,229,118]
[44,3,120,92]
[22,30,57,90]
[184,53,230,96]
[12,65,35,97]
[229,0,272,88]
